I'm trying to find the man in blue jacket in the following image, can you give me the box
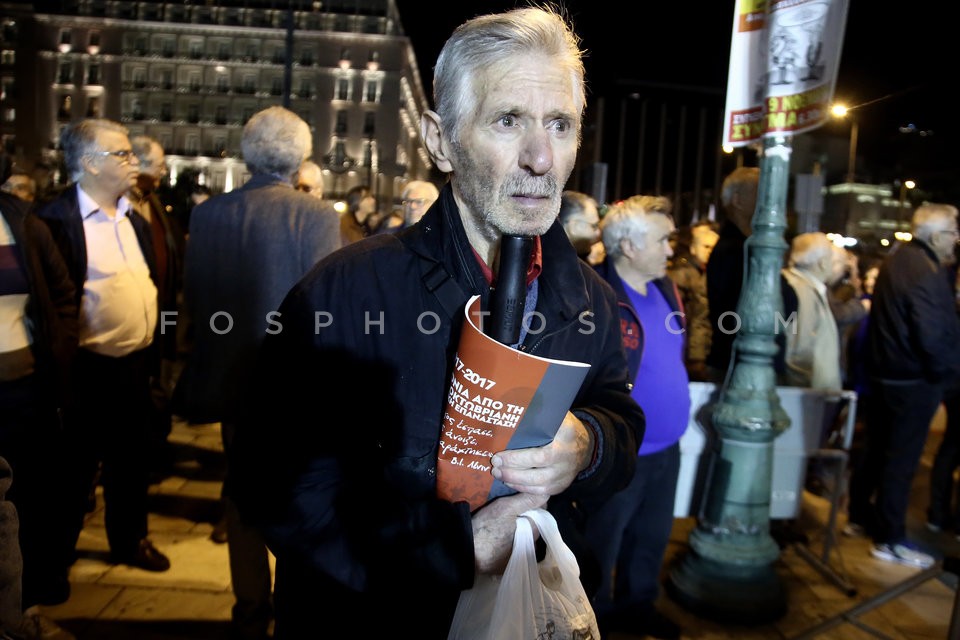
[230,7,644,638]
[587,198,689,639]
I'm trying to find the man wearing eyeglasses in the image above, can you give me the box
[37,119,171,575]
[399,180,439,228]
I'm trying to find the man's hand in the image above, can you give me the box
[490,411,593,496]
[471,492,547,574]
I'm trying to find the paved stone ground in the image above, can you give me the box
[44,412,959,639]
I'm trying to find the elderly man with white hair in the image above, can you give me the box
[179,106,341,639]
[780,232,842,391]
[847,203,960,570]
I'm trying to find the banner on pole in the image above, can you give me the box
[722,0,849,147]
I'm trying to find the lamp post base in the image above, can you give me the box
[666,550,787,625]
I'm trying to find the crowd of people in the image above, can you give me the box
[1,5,958,640]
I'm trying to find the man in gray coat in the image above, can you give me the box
[179,106,340,640]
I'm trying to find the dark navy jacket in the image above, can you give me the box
[593,258,685,383]
[231,184,645,637]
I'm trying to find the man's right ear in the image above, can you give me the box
[421,110,453,174]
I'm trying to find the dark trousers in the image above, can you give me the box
[584,443,680,617]
[63,348,152,558]
[0,375,72,609]
[221,421,272,639]
[848,378,942,544]
[928,388,960,527]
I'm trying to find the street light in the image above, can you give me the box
[899,179,916,228]
[831,103,858,183]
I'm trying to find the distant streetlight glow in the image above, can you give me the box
[831,102,858,183]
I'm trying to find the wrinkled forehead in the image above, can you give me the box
[470,54,581,122]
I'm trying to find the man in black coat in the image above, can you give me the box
[230,7,643,638]
[847,203,960,569]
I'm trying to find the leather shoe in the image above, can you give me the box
[111,538,171,572]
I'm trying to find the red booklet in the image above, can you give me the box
[436,295,591,511]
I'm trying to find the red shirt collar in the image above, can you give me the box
[472,236,543,286]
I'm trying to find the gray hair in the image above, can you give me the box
[912,203,959,241]
[130,135,159,161]
[600,199,657,259]
[721,166,760,210]
[401,179,439,201]
[241,106,312,179]
[61,118,128,182]
[788,232,833,270]
[433,5,586,143]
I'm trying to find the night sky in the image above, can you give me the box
[394,0,957,197]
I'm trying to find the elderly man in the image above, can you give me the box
[37,119,169,573]
[705,166,760,379]
[586,199,688,639]
[780,232,843,391]
[229,7,643,638]
[667,221,718,380]
[295,160,324,199]
[179,106,340,640]
[847,204,960,569]
[129,135,183,474]
[558,190,601,262]
[399,179,439,228]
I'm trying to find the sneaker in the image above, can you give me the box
[870,542,936,569]
[19,608,76,640]
[842,522,867,538]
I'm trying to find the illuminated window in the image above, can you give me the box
[1,50,15,65]
[336,76,350,101]
[3,107,14,122]
[335,110,347,135]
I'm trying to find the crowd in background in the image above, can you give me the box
[1,11,959,634]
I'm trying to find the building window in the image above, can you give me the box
[242,107,254,124]
[335,110,348,135]
[159,103,170,121]
[1,78,14,101]
[242,75,256,94]
[216,74,229,93]
[189,71,201,92]
[363,112,375,136]
[2,20,17,42]
[185,134,199,155]
[161,39,175,58]
[3,107,13,122]
[363,78,379,103]
[134,36,147,56]
[87,31,100,54]
[86,96,101,117]
[161,69,173,90]
[300,49,314,66]
[336,76,350,101]
[215,105,226,125]
[0,50,13,65]
[187,104,200,123]
[2,134,15,154]
[57,61,72,84]
[298,79,312,98]
[363,140,373,167]
[86,63,100,86]
[271,76,283,96]
[189,40,203,59]
[132,67,146,88]
[58,29,71,53]
[217,42,230,60]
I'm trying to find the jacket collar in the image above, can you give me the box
[400,183,589,323]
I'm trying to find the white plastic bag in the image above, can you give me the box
[447,508,599,640]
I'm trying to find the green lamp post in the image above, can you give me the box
[666,134,792,623]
